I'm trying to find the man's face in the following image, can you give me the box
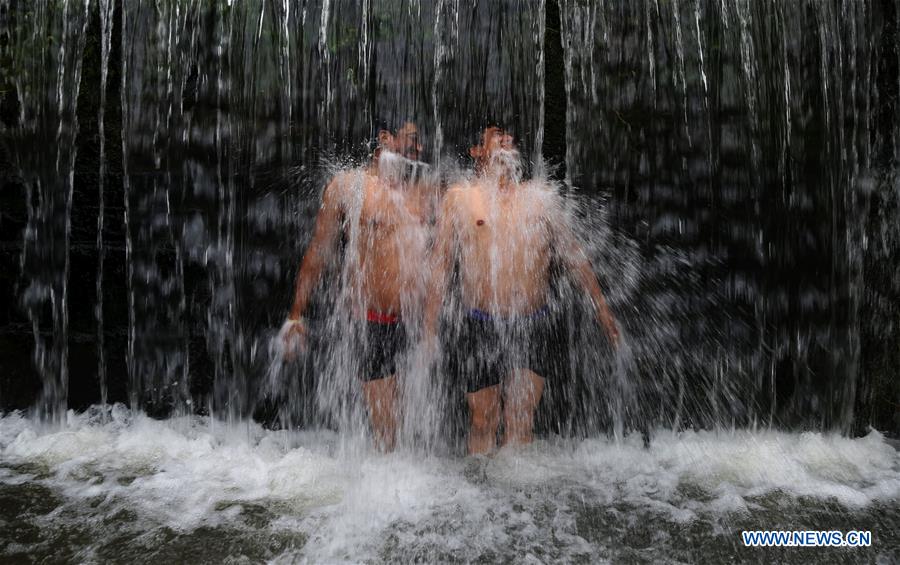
[481,126,516,158]
[471,127,520,178]
[391,122,422,161]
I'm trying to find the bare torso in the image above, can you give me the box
[339,170,433,316]
[450,180,556,316]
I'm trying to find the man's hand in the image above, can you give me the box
[551,203,621,352]
[280,318,308,361]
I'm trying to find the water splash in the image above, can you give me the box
[0,408,897,561]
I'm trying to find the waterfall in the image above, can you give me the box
[96,0,115,408]
[0,0,896,438]
[557,0,881,432]
[5,0,92,422]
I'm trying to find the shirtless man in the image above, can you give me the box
[424,126,619,455]
[283,121,434,451]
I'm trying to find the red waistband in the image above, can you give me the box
[366,310,400,324]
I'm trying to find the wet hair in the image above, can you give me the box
[369,118,392,150]
[478,106,517,135]
[473,115,514,146]
[369,117,416,151]
[472,125,513,149]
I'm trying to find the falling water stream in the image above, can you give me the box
[1,0,899,561]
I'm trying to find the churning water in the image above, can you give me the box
[1,408,898,562]
[2,0,900,561]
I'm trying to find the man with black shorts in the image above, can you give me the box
[424,126,619,455]
[283,121,435,451]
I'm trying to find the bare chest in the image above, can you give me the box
[459,194,551,250]
[357,184,428,235]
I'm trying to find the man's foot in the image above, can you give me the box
[463,455,491,484]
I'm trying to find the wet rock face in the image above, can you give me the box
[0,0,898,438]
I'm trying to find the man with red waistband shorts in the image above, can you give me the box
[283,120,435,451]
[424,125,619,455]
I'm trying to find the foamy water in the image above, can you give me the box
[1,406,898,562]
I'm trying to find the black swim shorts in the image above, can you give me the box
[446,307,567,393]
[356,317,408,381]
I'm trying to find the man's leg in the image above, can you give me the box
[466,385,501,455]
[362,375,398,452]
[501,369,545,447]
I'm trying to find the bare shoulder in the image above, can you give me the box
[416,177,442,202]
[440,181,472,211]
[521,179,563,215]
[325,169,358,193]
[322,169,363,207]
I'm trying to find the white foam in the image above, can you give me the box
[1,408,898,560]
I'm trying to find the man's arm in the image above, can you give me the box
[287,177,345,322]
[550,204,620,346]
[422,187,459,343]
